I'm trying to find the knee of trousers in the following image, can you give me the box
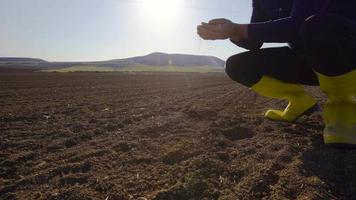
[225,53,262,87]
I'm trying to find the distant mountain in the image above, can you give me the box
[0,57,48,70]
[122,52,224,67]
[0,57,47,63]
[0,52,226,72]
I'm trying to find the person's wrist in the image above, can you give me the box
[239,24,248,39]
[230,23,248,41]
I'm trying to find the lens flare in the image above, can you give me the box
[140,0,182,25]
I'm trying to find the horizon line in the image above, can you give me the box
[0,52,225,63]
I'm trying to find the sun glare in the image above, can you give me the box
[140,0,183,25]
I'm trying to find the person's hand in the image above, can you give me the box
[197,19,235,40]
[197,18,235,40]
[197,18,248,41]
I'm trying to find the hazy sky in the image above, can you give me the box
[0,0,279,61]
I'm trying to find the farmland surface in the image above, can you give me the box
[1,72,355,200]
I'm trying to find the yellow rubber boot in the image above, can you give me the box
[251,76,317,122]
[317,70,356,147]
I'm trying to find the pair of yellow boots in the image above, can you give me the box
[251,70,356,147]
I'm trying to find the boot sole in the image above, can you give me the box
[325,143,356,149]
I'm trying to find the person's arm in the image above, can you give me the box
[230,0,267,50]
[248,0,331,43]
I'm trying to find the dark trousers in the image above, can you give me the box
[225,14,356,87]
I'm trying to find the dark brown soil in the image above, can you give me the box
[1,72,355,200]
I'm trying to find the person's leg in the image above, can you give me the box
[300,14,356,146]
[225,47,318,122]
[225,47,319,87]
[301,14,356,76]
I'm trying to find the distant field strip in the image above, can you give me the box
[41,65,224,73]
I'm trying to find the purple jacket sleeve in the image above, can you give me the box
[230,0,266,50]
[248,0,330,42]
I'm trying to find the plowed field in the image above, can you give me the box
[1,72,355,200]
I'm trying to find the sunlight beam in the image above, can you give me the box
[139,0,183,25]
